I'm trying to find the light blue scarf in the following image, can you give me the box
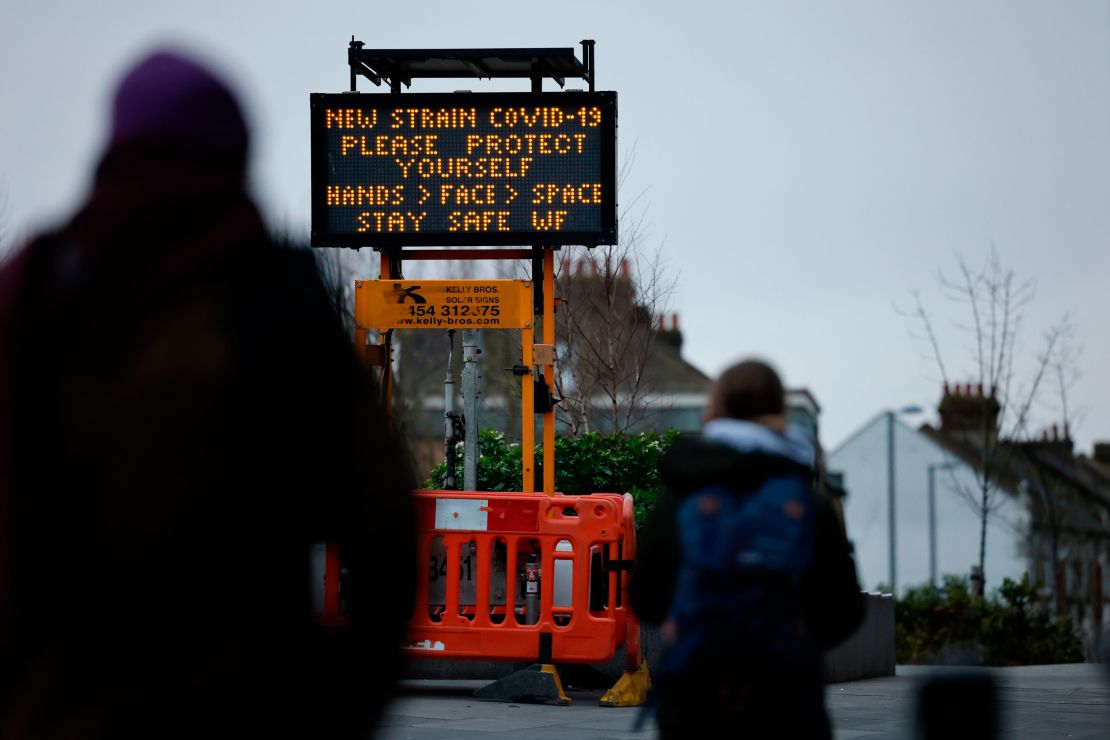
[702,418,816,467]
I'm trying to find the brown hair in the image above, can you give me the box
[710,359,785,421]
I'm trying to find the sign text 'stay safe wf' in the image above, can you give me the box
[311,91,617,247]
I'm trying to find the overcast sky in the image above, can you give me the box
[3,1,1108,455]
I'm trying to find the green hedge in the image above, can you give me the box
[896,575,1083,665]
[424,428,678,527]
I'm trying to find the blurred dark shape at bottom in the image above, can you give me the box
[915,671,998,740]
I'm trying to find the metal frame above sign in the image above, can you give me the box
[329,42,604,499]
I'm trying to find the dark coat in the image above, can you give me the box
[0,140,416,739]
[629,433,865,738]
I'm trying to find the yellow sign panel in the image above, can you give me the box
[355,279,532,331]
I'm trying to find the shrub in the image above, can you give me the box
[423,428,679,527]
[896,574,1083,665]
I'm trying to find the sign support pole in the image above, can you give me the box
[462,329,480,490]
[521,320,535,492]
[353,273,535,489]
[542,248,556,496]
[379,250,395,427]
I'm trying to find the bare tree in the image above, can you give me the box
[1023,319,1082,614]
[908,248,1070,589]
[488,149,678,437]
[550,147,676,435]
[553,235,674,435]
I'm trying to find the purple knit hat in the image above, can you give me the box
[109,49,248,159]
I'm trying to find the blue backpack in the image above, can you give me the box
[660,474,816,678]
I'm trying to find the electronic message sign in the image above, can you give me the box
[310,91,616,247]
[354,279,533,330]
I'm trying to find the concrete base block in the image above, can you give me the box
[403,592,896,685]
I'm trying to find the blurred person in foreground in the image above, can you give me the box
[630,359,864,739]
[0,49,415,738]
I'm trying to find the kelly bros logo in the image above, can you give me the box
[393,284,427,304]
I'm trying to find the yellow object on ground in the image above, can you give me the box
[542,663,573,706]
[599,661,651,707]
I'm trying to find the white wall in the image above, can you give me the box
[829,415,1029,595]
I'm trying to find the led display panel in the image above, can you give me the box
[310,91,617,247]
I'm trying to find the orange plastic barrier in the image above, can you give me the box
[403,490,638,664]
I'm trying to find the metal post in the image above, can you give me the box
[444,330,458,490]
[542,248,556,496]
[580,39,595,92]
[928,464,937,588]
[521,322,535,493]
[888,411,897,594]
[927,462,955,589]
[462,329,480,490]
[379,251,394,428]
[348,37,362,92]
[524,554,540,625]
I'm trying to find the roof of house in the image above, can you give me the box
[916,423,1110,539]
[639,337,711,395]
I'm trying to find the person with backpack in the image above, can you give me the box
[630,359,864,739]
[0,49,416,738]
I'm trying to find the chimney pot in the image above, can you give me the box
[1094,441,1110,464]
[671,313,679,331]
[939,379,1002,436]
[1052,424,1059,442]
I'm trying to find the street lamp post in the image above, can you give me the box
[887,413,895,593]
[887,405,923,595]
[927,462,957,588]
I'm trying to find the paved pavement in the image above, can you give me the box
[376,664,1110,739]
